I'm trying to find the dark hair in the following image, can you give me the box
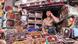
[70,15,75,18]
[46,10,52,12]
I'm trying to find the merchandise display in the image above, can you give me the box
[0,2,5,28]
[21,15,28,26]
[0,0,78,44]
[6,20,15,28]
[7,13,15,20]
[28,11,43,29]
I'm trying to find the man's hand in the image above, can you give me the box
[50,12,60,23]
[50,12,54,17]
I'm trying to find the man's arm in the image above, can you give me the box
[51,13,60,23]
[42,20,45,33]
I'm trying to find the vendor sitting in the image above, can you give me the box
[42,10,59,35]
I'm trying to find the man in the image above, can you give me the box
[42,11,59,34]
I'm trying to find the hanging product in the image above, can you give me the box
[0,3,4,17]
[3,20,7,28]
[15,13,21,20]
[0,9,3,17]
[21,15,27,22]
[7,13,15,20]
[22,9,28,16]
[21,15,28,26]
[5,6,13,11]
[67,16,75,28]
[6,20,14,28]
[0,19,2,28]
[5,6,15,20]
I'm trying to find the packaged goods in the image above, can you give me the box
[21,15,28,26]
[5,29,16,44]
[0,19,2,27]
[6,20,14,27]
[15,32,26,40]
[0,9,3,17]
[7,13,15,20]
[28,27,38,32]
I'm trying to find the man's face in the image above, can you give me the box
[46,11,52,17]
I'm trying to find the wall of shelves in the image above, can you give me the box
[28,11,43,28]
[19,0,65,30]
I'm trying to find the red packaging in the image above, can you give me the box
[7,13,15,19]
[5,6,13,11]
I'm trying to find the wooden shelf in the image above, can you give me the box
[23,1,65,28]
[29,17,35,19]
[28,23,42,25]
[20,2,64,10]
[28,23,35,25]
[36,18,42,20]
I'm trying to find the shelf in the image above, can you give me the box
[36,18,42,20]
[35,17,42,18]
[28,22,42,25]
[36,24,42,27]
[28,21,35,24]
[28,23,35,25]
[29,17,35,19]
[29,16,35,18]
[7,19,16,21]
[29,17,42,20]
[25,0,47,4]
[20,2,64,10]
[35,20,42,23]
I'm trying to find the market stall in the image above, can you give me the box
[3,0,78,44]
